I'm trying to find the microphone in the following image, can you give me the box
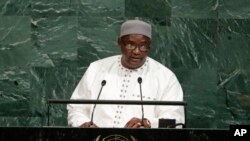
[90,80,106,124]
[137,77,144,126]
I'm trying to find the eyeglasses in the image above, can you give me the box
[125,44,150,52]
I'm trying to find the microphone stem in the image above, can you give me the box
[139,83,144,125]
[90,85,104,124]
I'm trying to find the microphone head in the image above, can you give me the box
[101,80,106,86]
[138,77,142,84]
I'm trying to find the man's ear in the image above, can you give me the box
[117,37,123,48]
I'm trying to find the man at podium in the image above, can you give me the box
[67,18,185,128]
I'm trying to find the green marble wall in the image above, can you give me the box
[0,0,249,128]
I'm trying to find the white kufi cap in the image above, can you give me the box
[120,18,152,39]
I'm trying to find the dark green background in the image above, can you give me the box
[0,0,249,128]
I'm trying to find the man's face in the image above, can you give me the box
[118,34,151,69]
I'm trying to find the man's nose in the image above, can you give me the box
[132,47,141,54]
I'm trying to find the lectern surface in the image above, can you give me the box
[0,127,229,141]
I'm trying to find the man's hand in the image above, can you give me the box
[80,122,98,128]
[124,117,151,128]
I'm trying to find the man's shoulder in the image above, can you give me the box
[92,55,119,64]
[147,57,174,75]
[147,57,180,84]
[89,55,120,69]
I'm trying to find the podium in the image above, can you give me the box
[47,99,187,127]
[21,99,228,141]
[0,127,229,141]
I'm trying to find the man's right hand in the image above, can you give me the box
[80,122,98,128]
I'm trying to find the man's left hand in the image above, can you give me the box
[124,117,151,128]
